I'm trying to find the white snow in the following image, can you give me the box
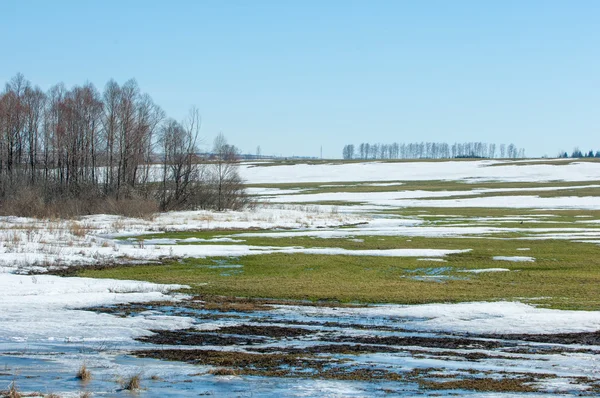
[363,182,404,186]
[120,244,470,260]
[241,160,600,184]
[0,273,191,343]
[493,256,535,262]
[0,206,372,273]
[381,195,600,210]
[461,268,510,273]
[264,192,600,210]
[246,187,309,196]
[279,301,600,334]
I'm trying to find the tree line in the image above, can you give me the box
[0,74,246,217]
[558,148,600,158]
[342,142,525,160]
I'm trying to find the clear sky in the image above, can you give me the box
[2,0,599,158]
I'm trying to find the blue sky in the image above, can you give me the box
[2,0,599,158]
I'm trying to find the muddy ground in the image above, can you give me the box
[84,296,600,395]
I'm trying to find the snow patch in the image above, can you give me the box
[493,256,535,262]
[0,274,191,343]
[461,268,510,273]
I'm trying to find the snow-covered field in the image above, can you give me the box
[240,159,600,184]
[2,159,600,396]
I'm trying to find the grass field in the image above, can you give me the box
[78,165,600,311]
[82,233,600,310]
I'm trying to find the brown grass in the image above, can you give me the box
[209,367,238,376]
[0,185,158,219]
[76,364,91,381]
[5,381,21,398]
[123,372,142,391]
[98,197,158,219]
[69,223,89,238]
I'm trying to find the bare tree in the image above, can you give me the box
[0,74,248,217]
[211,132,246,211]
[158,107,203,210]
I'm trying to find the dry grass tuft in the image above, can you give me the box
[123,372,142,391]
[209,367,238,376]
[9,232,21,244]
[5,381,21,398]
[99,197,158,219]
[111,219,125,232]
[76,364,91,381]
[69,222,89,238]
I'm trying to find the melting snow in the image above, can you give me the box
[461,268,510,273]
[493,256,535,262]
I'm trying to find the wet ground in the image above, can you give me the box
[2,296,600,396]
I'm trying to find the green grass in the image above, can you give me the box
[85,187,600,312]
[79,237,600,310]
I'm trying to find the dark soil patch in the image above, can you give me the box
[332,335,503,350]
[506,345,595,355]
[190,295,367,311]
[83,294,369,319]
[137,324,314,347]
[137,329,265,346]
[483,330,600,345]
[86,301,174,317]
[316,368,405,382]
[215,324,314,338]
[200,301,273,313]
[255,344,401,355]
[134,349,327,373]
[418,350,532,362]
[420,377,539,393]
[261,318,410,333]
[134,348,411,381]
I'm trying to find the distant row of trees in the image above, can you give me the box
[558,148,600,158]
[0,74,246,216]
[342,142,525,160]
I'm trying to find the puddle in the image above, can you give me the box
[403,267,469,282]
[194,259,246,276]
[206,264,243,269]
